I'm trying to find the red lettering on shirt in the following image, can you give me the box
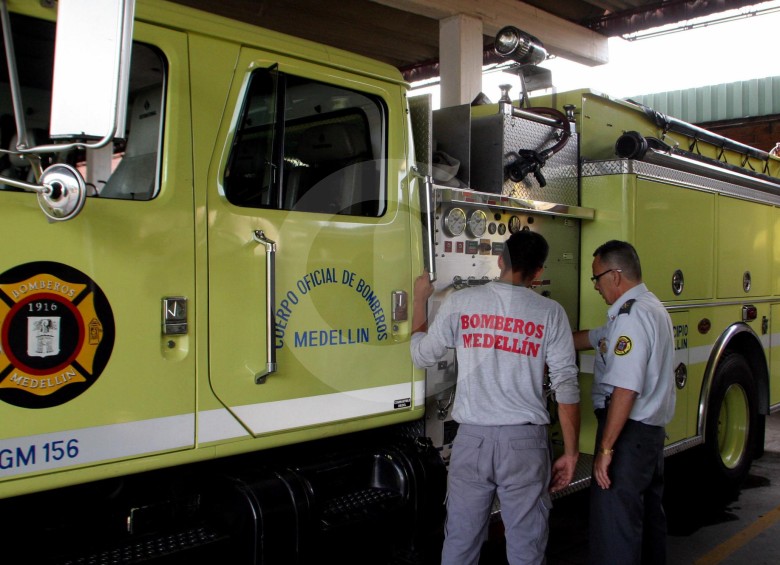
[460,312,544,336]
[461,332,540,357]
[480,314,496,330]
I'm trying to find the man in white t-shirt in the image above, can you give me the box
[411,230,580,565]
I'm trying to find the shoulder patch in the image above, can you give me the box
[614,336,632,355]
[618,299,636,315]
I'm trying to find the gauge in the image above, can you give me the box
[497,223,507,235]
[508,215,522,234]
[467,210,488,238]
[443,207,466,236]
[488,222,497,235]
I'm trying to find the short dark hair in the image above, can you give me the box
[502,230,549,280]
[593,240,642,281]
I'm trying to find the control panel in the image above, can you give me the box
[431,195,581,317]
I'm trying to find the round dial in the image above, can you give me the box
[508,215,522,234]
[443,207,466,236]
[467,210,488,238]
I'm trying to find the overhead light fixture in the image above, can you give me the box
[494,26,550,108]
[494,26,547,66]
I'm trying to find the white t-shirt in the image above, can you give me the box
[411,281,579,426]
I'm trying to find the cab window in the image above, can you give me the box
[225,70,387,217]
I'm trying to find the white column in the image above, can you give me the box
[439,14,483,109]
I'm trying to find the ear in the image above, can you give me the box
[498,255,505,272]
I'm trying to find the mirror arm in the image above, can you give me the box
[0,0,30,152]
[0,174,51,194]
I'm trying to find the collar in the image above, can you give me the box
[607,283,648,321]
[495,278,534,289]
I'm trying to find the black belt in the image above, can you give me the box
[593,409,664,432]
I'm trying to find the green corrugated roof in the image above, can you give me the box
[628,76,780,123]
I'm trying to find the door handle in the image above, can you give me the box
[253,230,277,384]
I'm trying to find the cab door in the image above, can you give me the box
[0,19,196,482]
[206,50,416,436]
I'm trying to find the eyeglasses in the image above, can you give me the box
[590,269,622,283]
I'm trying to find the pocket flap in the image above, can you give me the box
[510,438,548,450]
[455,433,484,448]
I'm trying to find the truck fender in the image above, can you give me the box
[697,321,769,441]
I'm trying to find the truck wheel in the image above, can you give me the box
[704,353,757,488]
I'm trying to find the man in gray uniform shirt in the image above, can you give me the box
[574,240,675,565]
[411,230,581,565]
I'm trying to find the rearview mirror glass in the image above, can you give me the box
[49,0,134,140]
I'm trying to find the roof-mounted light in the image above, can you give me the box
[494,26,547,66]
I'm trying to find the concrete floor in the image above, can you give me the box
[665,412,780,565]
[479,412,780,565]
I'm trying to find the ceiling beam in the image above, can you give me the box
[370,0,610,66]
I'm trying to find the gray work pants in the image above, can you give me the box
[441,423,551,565]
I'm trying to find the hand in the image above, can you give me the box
[593,451,612,489]
[414,271,435,303]
[549,453,578,493]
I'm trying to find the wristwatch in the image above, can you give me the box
[599,447,614,456]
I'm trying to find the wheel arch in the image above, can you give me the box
[697,322,769,441]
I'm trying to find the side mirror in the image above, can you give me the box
[0,0,135,221]
[50,0,135,140]
[38,164,87,221]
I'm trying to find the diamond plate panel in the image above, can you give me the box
[583,158,780,206]
[409,94,432,177]
[500,114,579,205]
[470,112,579,205]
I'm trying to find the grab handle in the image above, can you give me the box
[253,230,277,384]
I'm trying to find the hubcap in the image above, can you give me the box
[717,383,749,469]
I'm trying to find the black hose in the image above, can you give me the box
[626,100,770,161]
[614,131,780,192]
[525,106,571,158]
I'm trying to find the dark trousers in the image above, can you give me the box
[589,411,667,565]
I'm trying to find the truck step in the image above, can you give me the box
[320,486,404,529]
[60,526,224,565]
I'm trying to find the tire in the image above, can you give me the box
[704,353,757,489]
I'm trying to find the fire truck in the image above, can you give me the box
[0,0,778,562]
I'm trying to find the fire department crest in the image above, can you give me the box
[0,262,115,408]
[614,335,632,356]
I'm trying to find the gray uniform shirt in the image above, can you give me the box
[588,283,676,426]
[411,281,580,426]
